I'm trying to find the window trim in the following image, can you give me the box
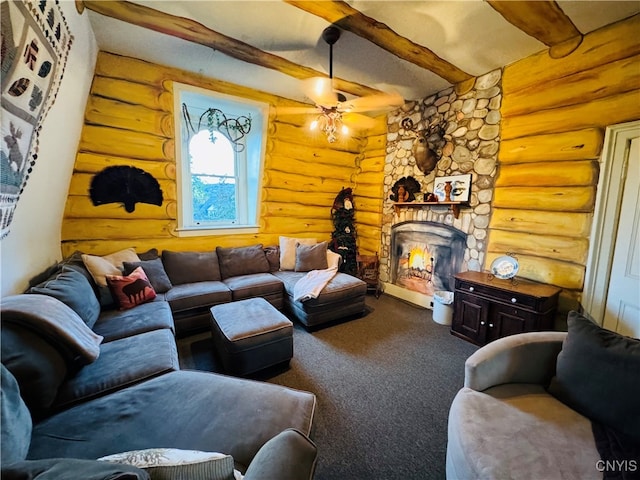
[173,82,267,236]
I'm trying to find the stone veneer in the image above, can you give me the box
[380,69,502,301]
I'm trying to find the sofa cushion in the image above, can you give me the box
[447,384,600,480]
[92,300,174,343]
[222,273,283,302]
[98,449,237,480]
[1,324,69,417]
[279,237,316,271]
[295,241,328,272]
[29,267,101,328]
[1,364,32,465]
[54,329,179,410]
[162,250,221,284]
[106,267,157,310]
[165,281,232,314]
[548,311,640,442]
[216,244,270,279]
[2,458,150,479]
[29,370,316,473]
[82,248,141,306]
[124,258,173,293]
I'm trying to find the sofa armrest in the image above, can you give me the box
[464,331,567,392]
[243,429,317,480]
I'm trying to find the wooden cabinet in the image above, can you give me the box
[451,271,561,346]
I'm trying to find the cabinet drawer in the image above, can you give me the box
[455,278,549,310]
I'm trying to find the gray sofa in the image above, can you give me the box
[50,243,366,336]
[446,312,640,479]
[1,290,317,479]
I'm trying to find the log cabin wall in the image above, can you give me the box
[61,51,368,257]
[489,14,640,312]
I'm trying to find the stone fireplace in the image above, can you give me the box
[391,221,466,296]
[380,69,502,308]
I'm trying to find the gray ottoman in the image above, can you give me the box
[210,298,293,376]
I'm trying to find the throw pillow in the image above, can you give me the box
[29,267,101,328]
[98,448,242,480]
[295,241,329,272]
[139,248,160,261]
[547,311,640,442]
[162,250,221,285]
[263,245,280,272]
[82,248,141,306]
[216,244,270,279]
[106,267,157,310]
[124,258,173,293]
[279,236,316,271]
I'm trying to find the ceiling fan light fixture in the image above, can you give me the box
[311,107,345,143]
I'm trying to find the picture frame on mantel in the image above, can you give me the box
[434,174,472,202]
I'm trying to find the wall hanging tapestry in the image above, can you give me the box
[1,0,73,238]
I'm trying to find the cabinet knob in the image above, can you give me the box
[469,286,474,292]
[480,321,485,325]
[511,297,517,303]
[489,323,494,328]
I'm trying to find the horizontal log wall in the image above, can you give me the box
[352,116,387,256]
[489,14,640,309]
[62,52,366,257]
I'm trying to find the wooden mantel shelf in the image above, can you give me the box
[392,201,467,218]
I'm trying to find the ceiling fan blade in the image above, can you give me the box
[342,112,378,130]
[341,92,405,113]
[274,106,320,115]
[302,77,338,107]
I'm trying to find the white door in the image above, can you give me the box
[583,121,640,337]
[602,136,640,337]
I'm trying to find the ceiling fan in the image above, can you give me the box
[281,26,405,143]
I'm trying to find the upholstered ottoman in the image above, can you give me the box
[210,297,293,376]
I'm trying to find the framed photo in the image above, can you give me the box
[433,174,472,202]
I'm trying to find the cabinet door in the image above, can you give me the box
[452,291,489,345]
[487,305,537,342]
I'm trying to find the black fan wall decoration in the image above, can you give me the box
[90,166,163,213]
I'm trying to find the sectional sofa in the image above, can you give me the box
[1,240,367,479]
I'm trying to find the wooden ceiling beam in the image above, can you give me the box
[486,1,583,58]
[83,0,384,98]
[284,0,473,84]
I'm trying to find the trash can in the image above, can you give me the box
[433,290,454,325]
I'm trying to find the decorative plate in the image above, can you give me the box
[490,255,519,279]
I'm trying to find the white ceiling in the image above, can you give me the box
[87,1,640,103]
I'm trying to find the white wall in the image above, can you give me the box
[0,2,97,296]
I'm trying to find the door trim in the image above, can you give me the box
[582,120,640,324]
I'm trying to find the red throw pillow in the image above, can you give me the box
[106,267,157,310]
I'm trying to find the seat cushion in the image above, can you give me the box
[446,384,600,480]
[165,281,232,313]
[29,370,316,473]
[93,300,174,342]
[53,329,179,410]
[0,364,32,465]
[223,273,283,303]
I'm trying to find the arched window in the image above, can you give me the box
[175,83,267,234]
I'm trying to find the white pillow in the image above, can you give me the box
[327,249,342,270]
[279,236,316,271]
[98,448,243,480]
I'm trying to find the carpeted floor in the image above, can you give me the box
[177,294,478,480]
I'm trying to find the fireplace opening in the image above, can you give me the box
[391,221,466,296]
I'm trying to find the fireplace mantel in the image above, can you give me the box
[392,201,468,218]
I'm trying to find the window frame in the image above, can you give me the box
[173,82,267,236]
